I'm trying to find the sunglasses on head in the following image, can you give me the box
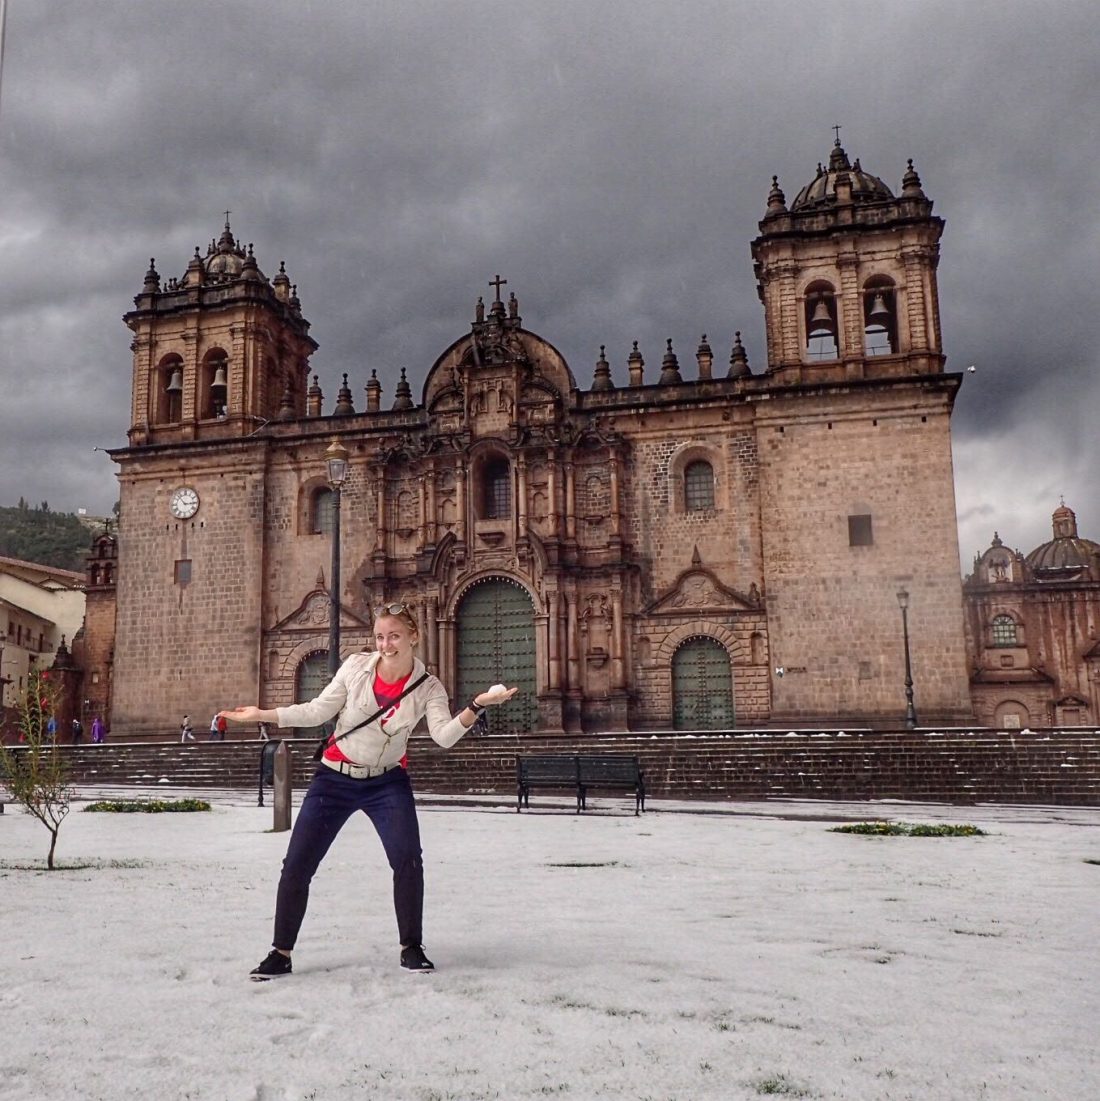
[377,602,411,616]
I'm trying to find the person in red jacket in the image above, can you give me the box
[220,603,516,980]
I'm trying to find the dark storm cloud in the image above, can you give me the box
[1,0,1096,564]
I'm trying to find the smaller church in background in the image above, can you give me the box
[965,502,1100,729]
[52,136,1099,740]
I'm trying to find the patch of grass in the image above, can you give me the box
[754,1074,810,1097]
[830,821,985,837]
[545,860,621,868]
[83,798,211,813]
[0,857,148,871]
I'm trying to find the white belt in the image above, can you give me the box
[321,758,401,780]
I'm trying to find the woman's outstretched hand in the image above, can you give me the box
[475,685,519,707]
[219,706,263,724]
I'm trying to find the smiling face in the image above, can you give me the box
[373,613,419,663]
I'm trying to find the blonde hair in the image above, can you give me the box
[372,603,419,637]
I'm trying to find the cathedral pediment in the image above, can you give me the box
[646,569,761,615]
[271,587,371,632]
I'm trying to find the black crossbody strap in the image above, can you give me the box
[325,671,430,750]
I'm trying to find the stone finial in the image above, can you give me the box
[393,367,414,411]
[334,372,355,416]
[696,334,713,380]
[306,374,323,417]
[508,291,519,320]
[627,341,645,387]
[659,338,682,385]
[272,260,290,301]
[728,331,750,378]
[289,284,301,314]
[591,345,614,391]
[901,157,925,197]
[766,175,787,215]
[277,377,296,420]
[475,296,485,323]
[142,258,160,293]
[241,243,261,282]
[184,246,204,287]
[365,368,382,412]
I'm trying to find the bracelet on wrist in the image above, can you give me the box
[468,700,485,715]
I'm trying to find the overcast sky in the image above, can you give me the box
[1,0,1096,570]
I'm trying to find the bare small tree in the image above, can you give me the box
[0,670,73,869]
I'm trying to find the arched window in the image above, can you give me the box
[201,351,229,419]
[805,282,838,361]
[483,458,511,519]
[863,278,898,356]
[684,461,715,511]
[311,487,335,535]
[991,615,1017,647]
[156,355,183,423]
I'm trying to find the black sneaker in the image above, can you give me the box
[400,944,435,973]
[250,949,292,981]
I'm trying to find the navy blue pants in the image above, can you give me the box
[273,765,424,950]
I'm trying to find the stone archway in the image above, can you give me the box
[455,578,537,735]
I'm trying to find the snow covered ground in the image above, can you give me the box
[2,789,1098,1101]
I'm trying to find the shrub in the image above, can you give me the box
[83,798,212,813]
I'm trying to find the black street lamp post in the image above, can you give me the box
[325,441,350,679]
[896,588,917,729]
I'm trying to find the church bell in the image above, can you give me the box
[867,292,890,322]
[166,367,183,393]
[212,362,228,389]
[809,297,834,332]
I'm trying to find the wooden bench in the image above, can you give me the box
[516,754,646,815]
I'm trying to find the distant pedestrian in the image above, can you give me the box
[46,715,57,743]
[180,714,194,742]
[91,716,106,743]
[217,713,228,740]
[209,716,219,740]
[72,718,83,744]
[258,722,271,741]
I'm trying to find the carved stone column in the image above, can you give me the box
[373,466,386,554]
[425,593,439,675]
[517,454,528,532]
[565,460,576,541]
[608,450,621,540]
[610,584,624,690]
[548,588,562,690]
[548,461,559,537]
[565,590,580,689]
[457,461,467,543]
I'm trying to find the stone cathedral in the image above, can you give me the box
[105,139,977,737]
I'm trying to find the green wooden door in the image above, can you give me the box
[295,651,330,737]
[456,580,537,734]
[672,637,735,730]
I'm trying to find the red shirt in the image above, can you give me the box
[322,668,412,766]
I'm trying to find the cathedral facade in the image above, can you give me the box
[106,140,978,737]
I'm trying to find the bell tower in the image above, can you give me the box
[124,220,317,445]
[751,137,945,384]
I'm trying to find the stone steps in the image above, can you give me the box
[30,729,1100,805]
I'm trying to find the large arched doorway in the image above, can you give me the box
[295,650,330,737]
[672,636,735,730]
[456,579,537,734]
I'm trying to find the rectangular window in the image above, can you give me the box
[175,559,192,586]
[848,514,873,546]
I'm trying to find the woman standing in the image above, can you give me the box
[221,603,516,980]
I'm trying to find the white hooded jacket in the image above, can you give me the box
[275,651,469,769]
